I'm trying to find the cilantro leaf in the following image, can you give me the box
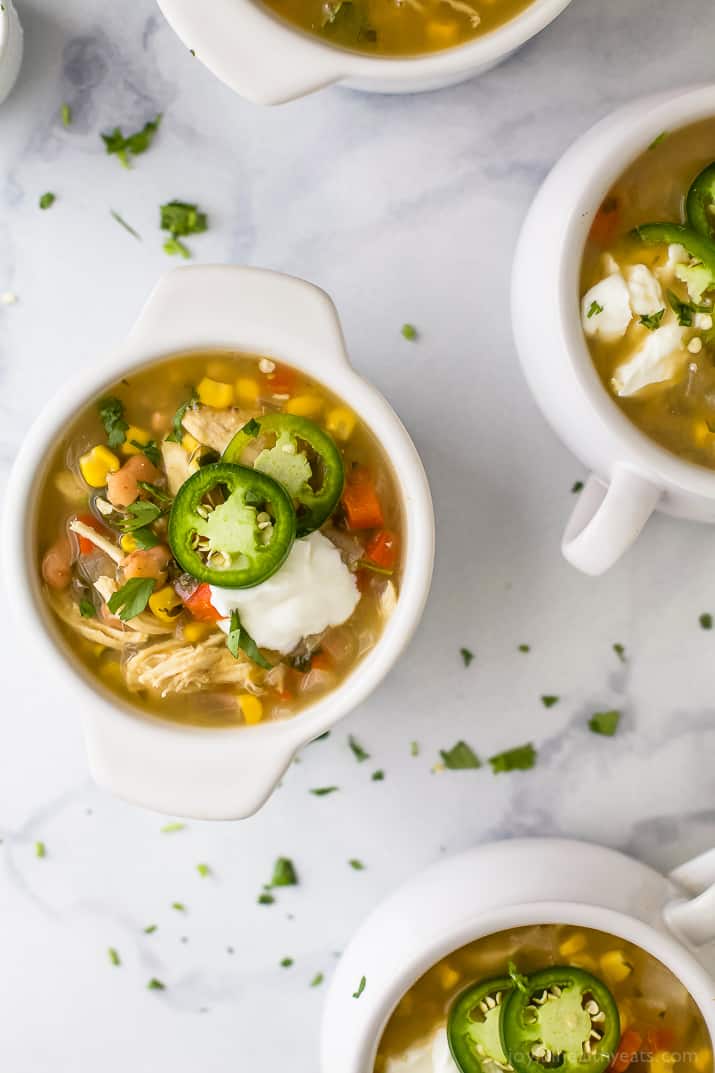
[102,114,162,168]
[571,481,584,493]
[39,192,56,210]
[107,577,155,621]
[280,957,294,968]
[166,389,198,443]
[371,769,384,781]
[98,396,128,449]
[258,892,275,905]
[227,609,272,669]
[160,822,185,833]
[270,857,298,887]
[352,975,367,999]
[138,481,173,507]
[348,735,369,762]
[108,947,121,966]
[489,742,537,773]
[147,978,166,991]
[587,300,603,318]
[196,863,211,878]
[310,786,339,796]
[163,236,191,259]
[117,500,162,533]
[61,103,72,128]
[349,859,365,870]
[79,596,96,618]
[134,439,161,466]
[401,323,418,341]
[440,740,481,769]
[311,973,324,987]
[588,710,621,736]
[131,526,160,550]
[160,201,208,237]
[667,290,695,327]
[639,308,665,331]
[699,612,713,630]
[460,647,474,667]
[541,695,559,708]
[613,642,626,662]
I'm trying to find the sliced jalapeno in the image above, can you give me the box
[448,976,515,1073]
[500,967,620,1073]
[168,462,296,589]
[223,414,344,537]
[687,163,715,240]
[632,222,715,304]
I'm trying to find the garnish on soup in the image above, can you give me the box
[37,351,402,728]
[580,121,715,468]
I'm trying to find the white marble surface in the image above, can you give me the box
[2,1,715,1069]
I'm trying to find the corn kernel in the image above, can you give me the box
[284,395,324,419]
[182,433,201,455]
[121,426,152,456]
[426,18,459,44]
[559,932,587,957]
[694,1050,711,1073]
[438,964,460,991]
[693,420,712,447]
[325,405,356,441]
[120,533,138,553]
[198,376,234,409]
[148,586,183,624]
[100,660,124,686]
[651,1055,677,1073]
[183,621,214,644]
[79,445,120,488]
[599,949,632,984]
[235,377,260,406]
[238,694,264,725]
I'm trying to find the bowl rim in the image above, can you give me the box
[556,82,715,499]
[3,318,434,754]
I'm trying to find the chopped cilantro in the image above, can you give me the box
[147,978,166,991]
[270,857,298,888]
[227,609,272,669]
[667,290,695,327]
[134,439,160,466]
[310,786,339,796]
[348,735,369,762]
[589,709,621,736]
[349,859,365,870]
[107,577,155,622]
[166,388,198,443]
[371,769,384,781]
[401,323,418,341]
[410,740,419,756]
[144,924,158,934]
[258,892,275,905]
[518,643,530,653]
[35,840,46,858]
[639,308,665,331]
[79,596,96,619]
[353,975,367,999]
[700,612,713,630]
[131,527,159,550]
[108,947,121,966]
[160,822,185,834]
[110,209,141,240]
[160,200,208,260]
[163,236,191,259]
[98,395,128,449]
[440,741,481,769]
[102,114,162,168]
[117,500,162,533]
[489,742,537,773]
[541,695,559,708]
[171,902,186,912]
[280,957,294,968]
[648,130,668,150]
[39,192,56,210]
[61,103,72,128]
[571,481,584,494]
[460,647,474,667]
[612,642,626,662]
[196,863,211,878]
[311,972,324,988]
[587,300,603,318]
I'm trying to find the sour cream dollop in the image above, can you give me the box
[384,1029,459,1073]
[209,531,360,655]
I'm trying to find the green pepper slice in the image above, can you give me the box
[687,163,715,240]
[500,966,620,1073]
[448,976,515,1073]
[167,462,295,589]
[223,414,344,537]
[632,222,715,303]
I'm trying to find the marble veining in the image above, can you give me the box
[2,0,715,1069]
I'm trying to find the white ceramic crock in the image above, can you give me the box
[156,0,573,103]
[1,265,434,820]
[0,0,23,104]
[321,838,715,1072]
[512,83,715,576]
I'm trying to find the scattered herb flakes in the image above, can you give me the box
[280,957,294,968]
[258,892,275,905]
[270,857,298,888]
[699,612,713,630]
[310,786,339,796]
[571,481,584,494]
[163,236,191,259]
[35,840,46,858]
[518,643,531,653]
[639,308,665,331]
[348,859,365,870]
[196,863,211,878]
[108,947,121,966]
[39,192,56,210]
[144,924,158,934]
[160,200,208,259]
[102,114,162,168]
[587,300,603,319]
[353,975,367,999]
[589,710,621,736]
[439,740,481,770]
[612,642,626,662]
[227,609,273,669]
[310,972,324,988]
[79,596,96,619]
[667,289,695,328]
[147,978,166,991]
[171,902,186,912]
[489,742,537,774]
[110,209,141,240]
[107,577,155,622]
[460,647,474,667]
[61,103,72,128]
[348,735,370,762]
[541,695,560,708]
[160,821,186,833]
[371,769,384,781]
[98,395,128,449]
[648,130,668,150]
[401,323,418,341]
[410,740,419,757]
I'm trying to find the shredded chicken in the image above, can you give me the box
[441,0,480,24]
[68,519,123,564]
[124,633,259,697]
[379,580,398,618]
[161,440,194,495]
[47,590,171,649]
[93,576,117,603]
[182,405,250,453]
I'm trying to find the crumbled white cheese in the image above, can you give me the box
[612,320,686,397]
[625,264,664,316]
[688,337,703,355]
[582,274,632,342]
[655,243,690,282]
[210,531,360,655]
[258,358,276,374]
[384,1029,459,1073]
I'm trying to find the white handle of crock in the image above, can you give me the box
[664,848,715,947]
[128,265,351,374]
[156,0,347,105]
[561,467,660,576]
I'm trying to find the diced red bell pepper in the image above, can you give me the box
[183,582,222,623]
[264,362,296,397]
[73,512,107,555]
[610,1029,643,1073]
[364,529,398,570]
[342,468,384,531]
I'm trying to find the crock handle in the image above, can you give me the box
[663,848,715,947]
[81,706,303,821]
[156,0,347,105]
[127,265,351,373]
[561,468,660,576]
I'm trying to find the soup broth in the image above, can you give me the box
[581,120,715,470]
[375,924,712,1073]
[260,0,535,56]
[37,351,402,728]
